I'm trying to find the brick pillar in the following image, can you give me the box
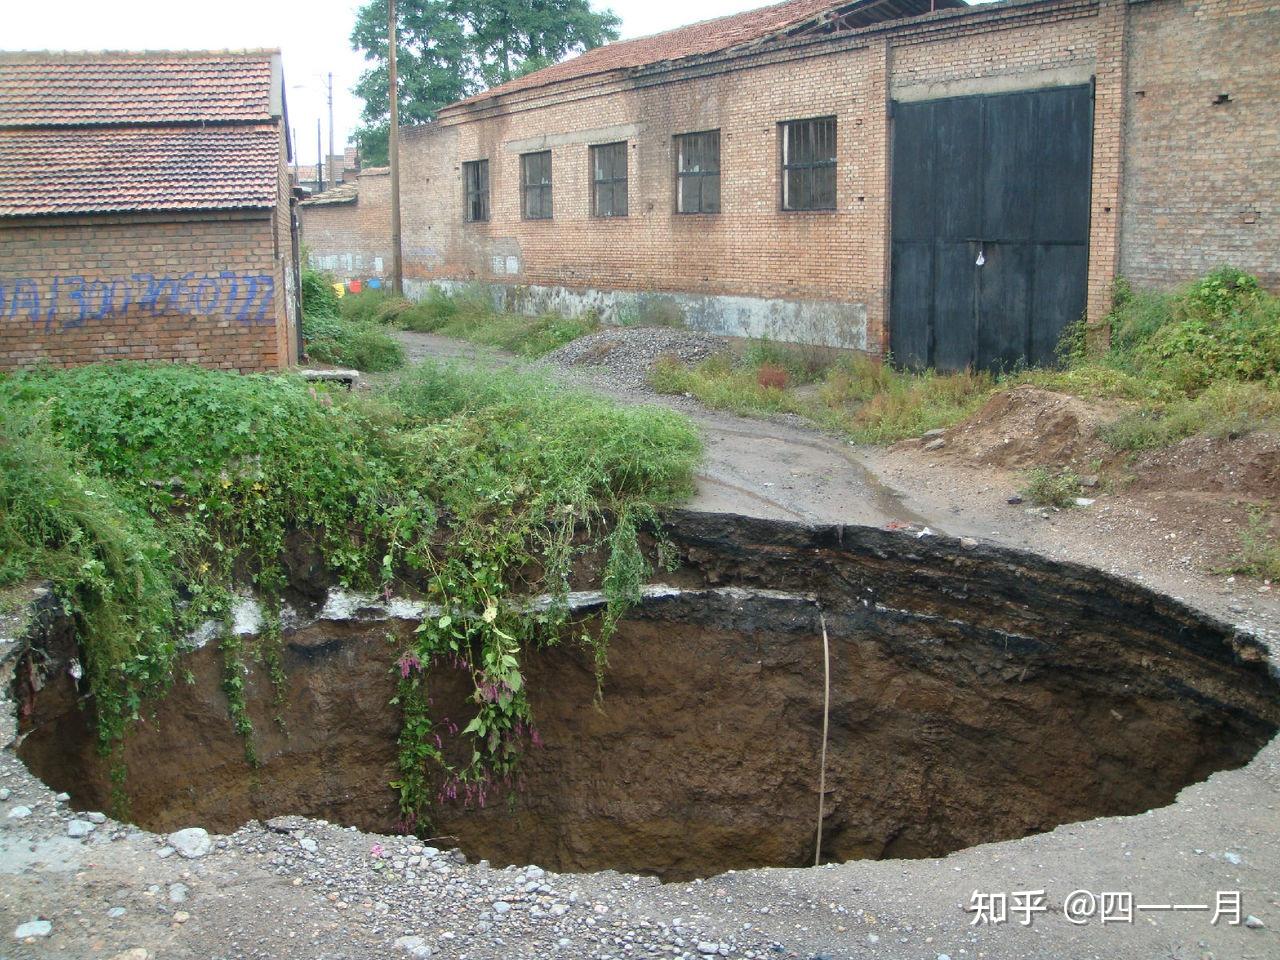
[1085,0,1129,342]
[867,38,893,359]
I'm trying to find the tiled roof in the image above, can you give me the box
[0,125,279,216]
[0,51,275,127]
[450,0,961,109]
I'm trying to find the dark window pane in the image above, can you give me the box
[782,117,836,210]
[675,130,721,214]
[591,141,627,217]
[521,151,552,219]
[463,159,489,222]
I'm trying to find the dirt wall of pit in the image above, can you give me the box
[12,512,1280,880]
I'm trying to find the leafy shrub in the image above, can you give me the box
[1108,267,1280,393]
[2,360,701,826]
[303,314,405,371]
[1023,467,1082,508]
[300,267,340,322]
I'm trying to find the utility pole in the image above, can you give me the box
[389,0,403,294]
[327,72,335,187]
[316,119,323,195]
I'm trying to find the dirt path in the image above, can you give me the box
[393,330,1279,639]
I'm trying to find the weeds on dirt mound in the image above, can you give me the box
[1022,467,1082,508]
[301,267,405,371]
[1,359,700,829]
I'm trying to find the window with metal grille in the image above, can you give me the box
[590,141,628,218]
[675,130,721,214]
[781,117,836,211]
[521,150,553,220]
[463,159,489,222]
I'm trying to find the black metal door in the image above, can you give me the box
[889,85,1093,372]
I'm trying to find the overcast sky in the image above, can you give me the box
[4,1,981,162]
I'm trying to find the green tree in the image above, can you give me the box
[351,0,620,164]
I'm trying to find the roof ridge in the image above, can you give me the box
[445,0,964,111]
[0,49,280,59]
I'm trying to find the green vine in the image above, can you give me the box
[1,359,700,828]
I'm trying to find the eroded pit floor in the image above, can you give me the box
[12,511,1280,883]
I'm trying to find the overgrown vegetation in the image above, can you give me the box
[1022,468,1083,509]
[649,267,1280,448]
[301,268,405,371]
[339,282,599,358]
[0,359,699,828]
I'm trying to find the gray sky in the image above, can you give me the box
[4,1,980,162]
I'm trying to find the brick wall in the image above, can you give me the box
[1121,0,1280,291]
[299,168,393,281]
[331,0,1275,356]
[397,0,1108,354]
[0,212,288,372]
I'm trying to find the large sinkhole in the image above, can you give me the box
[13,511,1280,881]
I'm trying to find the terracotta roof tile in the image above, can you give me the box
[0,52,274,127]
[0,125,278,216]
[449,0,956,109]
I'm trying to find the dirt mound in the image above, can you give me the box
[1127,432,1280,501]
[936,384,1121,470]
[540,325,725,390]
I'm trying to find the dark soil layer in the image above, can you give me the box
[14,512,1280,881]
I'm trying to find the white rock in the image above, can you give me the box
[54,792,70,802]
[0,788,10,801]
[298,838,318,853]
[87,811,107,824]
[167,828,212,859]
[492,901,512,915]
[107,907,127,919]
[67,819,96,838]
[1245,915,1265,929]
[549,903,570,917]
[7,805,32,819]
[107,950,150,960]
[394,935,433,957]
[168,883,189,904]
[696,943,721,955]
[1224,851,1242,865]
[156,847,175,859]
[13,919,52,939]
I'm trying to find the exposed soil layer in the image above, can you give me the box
[13,512,1280,881]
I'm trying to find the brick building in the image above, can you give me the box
[300,167,392,279]
[301,0,1278,370]
[0,50,301,372]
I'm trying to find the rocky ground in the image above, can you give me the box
[3,328,1279,959]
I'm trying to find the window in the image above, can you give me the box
[781,117,836,211]
[521,151,553,220]
[464,159,489,222]
[590,141,628,218]
[675,131,721,214]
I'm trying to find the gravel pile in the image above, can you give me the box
[540,326,726,390]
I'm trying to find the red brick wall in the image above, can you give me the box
[0,212,288,372]
[398,0,1108,355]
[298,169,393,281]
[328,0,1275,355]
[1121,0,1280,292]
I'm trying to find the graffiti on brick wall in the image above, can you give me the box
[0,271,276,332]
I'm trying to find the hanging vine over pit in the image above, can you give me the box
[0,358,701,827]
